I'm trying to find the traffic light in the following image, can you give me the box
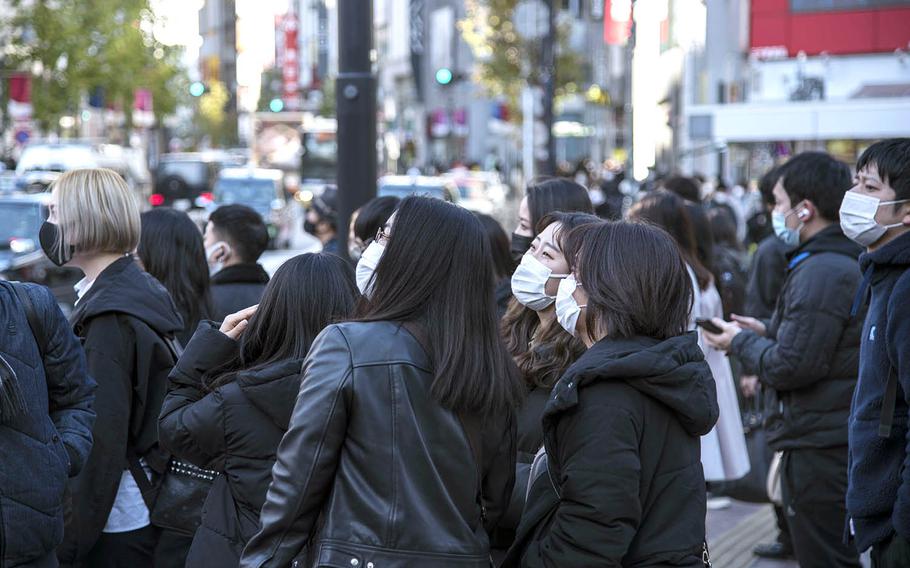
[269,98,285,112]
[189,82,206,97]
[435,68,454,86]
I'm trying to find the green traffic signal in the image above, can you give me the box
[435,68,453,86]
[269,98,285,112]
[189,82,205,97]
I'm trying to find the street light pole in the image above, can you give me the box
[540,0,557,176]
[336,0,377,261]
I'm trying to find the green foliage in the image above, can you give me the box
[198,80,231,146]
[459,0,585,120]
[4,0,187,131]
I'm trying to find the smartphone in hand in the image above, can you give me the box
[695,317,723,334]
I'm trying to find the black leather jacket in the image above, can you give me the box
[240,321,517,568]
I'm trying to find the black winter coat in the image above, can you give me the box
[743,235,793,319]
[240,322,517,568]
[504,333,719,567]
[732,225,864,450]
[210,264,269,321]
[158,323,304,567]
[847,231,910,552]
[0,283,96,568]
[57,256,183,565]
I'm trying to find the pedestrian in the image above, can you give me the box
[157,253,358,567]
[502,220,719,566]
[204,205,270,321]
[707,206,748,319]
[510,178,593,263]
[348,195,399,261]
[704,151,864,568]
[240,196,525,567]
[493,211,601,556]
[303,186,341,256]
[45,169,184,568]
[843,138,910,566]
[139,208,214,346]
[0,280,96,568]
[475,212,516,320]
[663,176,718,296]
[742,165,796,562]
[629,191,750,486]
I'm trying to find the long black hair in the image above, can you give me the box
[356,197,524,416]
[205,253,358,390]
[526,177,594,235]
[475,212,515,280]
[138,208,213,341]
[354,196,400,244]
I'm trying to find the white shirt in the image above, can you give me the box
[75,277,152,532]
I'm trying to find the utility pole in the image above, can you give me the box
[336,0,377,261]
[540,0,557,176]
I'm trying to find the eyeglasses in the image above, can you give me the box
[375,226,391,244]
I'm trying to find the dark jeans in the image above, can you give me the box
[871,534,910,568]
[153,529,193,568]
[83,526,157,568]
[781,446,861,568]
[774,505,792,548]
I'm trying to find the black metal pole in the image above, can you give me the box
[336,0,377,261]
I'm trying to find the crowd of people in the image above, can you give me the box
[0,137,908,568]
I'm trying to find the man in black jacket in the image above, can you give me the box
[204,205,270,320]
[705,151,864,568]
[843,138,910,567]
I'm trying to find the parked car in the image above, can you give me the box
[152,151,245,209]
[377,175,460,203]
[0,193,81,308]
[211,167,292,248]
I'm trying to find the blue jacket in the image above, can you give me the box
[847,231,910,552]
[0,282,96,567]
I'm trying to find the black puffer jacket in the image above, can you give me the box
[210,264,269,321]
[504,333,719,567]
[240,321,517,568]
[732,225,864,450]
[58,256,183,565]
[158,323,303,567]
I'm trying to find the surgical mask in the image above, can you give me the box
[772,207,803,246]
[356,241,385,297]
[39,221,74,267]
[839,192,910,247]
[511,254,569,311]
[555,275,586,336]
[206,241,230,276]
[510,233,534,264]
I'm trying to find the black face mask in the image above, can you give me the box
[510,232,534,263]
[303,219,318,236]
[39,221,74,267]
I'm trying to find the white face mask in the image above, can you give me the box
[356,241,385,297]
[511,253,569,311]
[839,191,909,247]
[555,275,586,336]
[205,241,230,276]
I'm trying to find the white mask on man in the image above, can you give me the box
[839,191,909,247]
[205,241,231,276]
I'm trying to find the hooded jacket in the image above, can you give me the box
[847,231,910,552]
[158,323,304,567]
[731,224,864,450]
[504,333,719,567]
[57,256,183,565]
[0,282,95,568]
[210,264,269,321]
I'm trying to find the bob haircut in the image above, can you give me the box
[526,177,594,236]
[357,196,524,416]
[51,168,140,255]
[568,221,693,342]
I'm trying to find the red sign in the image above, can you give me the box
[281,13,299,109]
[133,88,153,112]
[604,0,633,46]
[9,74,30,103]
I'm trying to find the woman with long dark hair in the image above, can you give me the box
[138,208,214,345]
[348,195,399,261]
[158,253,358,567]
[493,211,600,556]
[510,177,593,262]
[476,212,516,319]
[504,221,718,566]
[628,191,750,485]
[240,196,525,567]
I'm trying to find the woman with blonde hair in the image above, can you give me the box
[44,169,184,568]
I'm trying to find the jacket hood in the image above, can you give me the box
[792,224,862,263]
[73,255,183,337]
[211,263,270,286]
[860,230,910,273]
[545,332,718,437]
[235,359,304,430]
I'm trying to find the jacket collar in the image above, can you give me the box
[788,224,862,267]
[211,263,270,286]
